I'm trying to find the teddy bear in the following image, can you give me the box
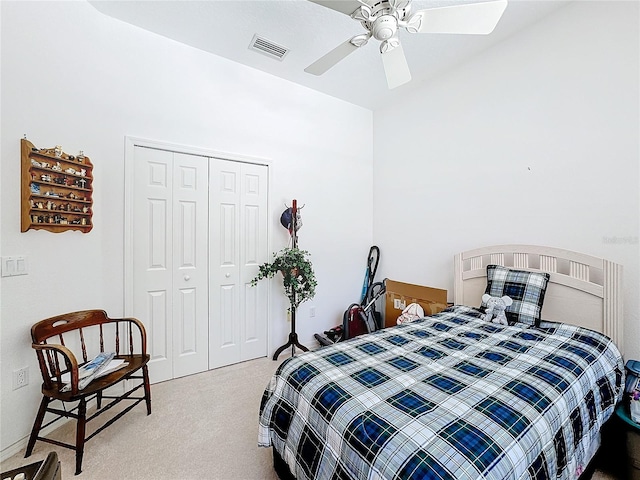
[481,293,513,325]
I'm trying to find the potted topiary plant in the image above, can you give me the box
[251,247,317,309]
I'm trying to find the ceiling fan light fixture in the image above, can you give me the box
[351,4,373,22]
[371,15,397,41]
[401,12,423,34]
[379,37,400,54]
[350,33,371,48]
[306,0,508,89]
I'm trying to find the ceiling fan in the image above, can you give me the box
[305,0,508,89]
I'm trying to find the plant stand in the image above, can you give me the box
[272,304,308,360]
[273,199,309,360]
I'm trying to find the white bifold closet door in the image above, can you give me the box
[209,160,268,369]
[131,145,268,384]
[133,147,209,384]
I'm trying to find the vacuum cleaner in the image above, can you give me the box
[315,246,385,346]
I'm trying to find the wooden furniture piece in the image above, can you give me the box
[21,138,93,233]
[25,310,151,475]
[1,451,61,480]
[454,244,623,352]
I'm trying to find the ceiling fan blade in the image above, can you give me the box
[305,40,360,75]
[380,40,411,89]
[307,0,363,16]
[411,0,508,35]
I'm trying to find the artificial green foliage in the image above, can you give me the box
[251,247,317,308]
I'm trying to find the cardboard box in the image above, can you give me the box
[384,279,448,328]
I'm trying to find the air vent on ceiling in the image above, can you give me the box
[249,35,289,61]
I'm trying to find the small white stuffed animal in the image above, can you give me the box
[481,294,513,325]
[397,303,425,325]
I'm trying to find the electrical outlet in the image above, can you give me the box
[13,366,29,390]
[394,299,406,310]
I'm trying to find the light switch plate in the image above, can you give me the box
[1,256,28,277]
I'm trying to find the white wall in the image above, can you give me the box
[373,1,639,358]
[2,0,638,461]
[0,1,373,454]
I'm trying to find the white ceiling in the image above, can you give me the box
[88,0,570,110]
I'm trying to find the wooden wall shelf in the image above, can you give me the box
[21,138,93,233]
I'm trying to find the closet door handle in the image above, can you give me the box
[184,275,190,281]
[225,273,231,278]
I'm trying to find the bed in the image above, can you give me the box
[259,245,625,480]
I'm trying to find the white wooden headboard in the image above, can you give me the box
[454,245,623,353]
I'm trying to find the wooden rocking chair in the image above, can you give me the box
[25,310,151,475]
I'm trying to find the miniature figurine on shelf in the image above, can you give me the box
[77,151,85,163]
[52,162,62,172]
[54,145,62,158]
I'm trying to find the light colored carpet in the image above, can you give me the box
[1,357,282,479]
[1,356,621,479]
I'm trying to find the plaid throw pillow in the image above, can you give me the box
[484,265,550,326]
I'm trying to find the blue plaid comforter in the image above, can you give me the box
[258,306,624,480]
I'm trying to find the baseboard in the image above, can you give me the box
[0,415,73,463]
[0,397,100,463]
